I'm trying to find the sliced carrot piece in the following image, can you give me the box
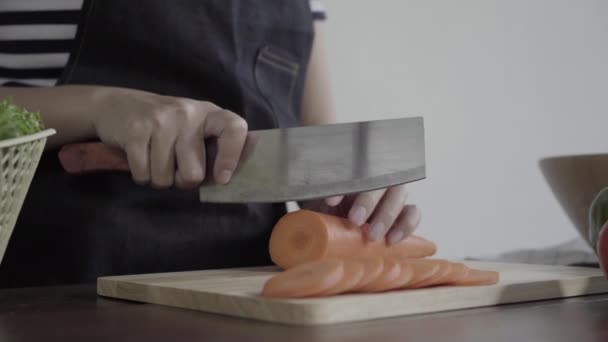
[356,257,402,292]
[350,256,385,291]
[261,259,344,298]
[427,262,456,286]
[443,262,468,286]
[318,259,365,296]
[268,210,437,269]
[384,260,414,291]
[452,269,499,286]
[407,259,452,288]
[401,259,440,287]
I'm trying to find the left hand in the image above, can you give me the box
[300,184,421,245]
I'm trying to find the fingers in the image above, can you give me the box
[174,126,206,189]
[149,120,177,189]
[119,97,247,189]
[124,121,152,185]
[325,195,344,207]
[348,189,386,226]
[386,204,422,245]
[366,185,408,241]
[203,110,248,184]
[343,185,420,244]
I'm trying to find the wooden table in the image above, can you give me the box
[1,284,608,341]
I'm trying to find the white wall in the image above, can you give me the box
[320,0,608,258]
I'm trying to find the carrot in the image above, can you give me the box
[260,258,499,298]
[407,259,452,288]
[444,262,468,285]
[318,259,365,296]
[261,210,500,298]
[384,260,414,291]
[268,210,437,269]
[261,259,344,298]
[400,259,440,287]
[452,269,499,286]
[356,257,402,292]
[350,256,385,290]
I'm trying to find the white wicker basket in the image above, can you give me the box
[0,128,55,264]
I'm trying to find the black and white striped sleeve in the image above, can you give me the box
[310,0,327,21]
[0,1,326,88]
[0,0,83,87]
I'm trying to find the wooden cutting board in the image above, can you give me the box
[97,261,608,326]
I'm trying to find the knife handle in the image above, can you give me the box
[59,132,259,176]
[58,142,130,175]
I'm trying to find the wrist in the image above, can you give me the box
[85,85,120,136]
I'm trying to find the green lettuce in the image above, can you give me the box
[0,97,45,140]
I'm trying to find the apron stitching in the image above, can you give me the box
[254,52,279,127]
[261,47,300,70]
[258,55,298,76]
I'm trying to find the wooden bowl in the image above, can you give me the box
[539,154,608,242]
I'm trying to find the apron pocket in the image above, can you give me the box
[254,45,300,127]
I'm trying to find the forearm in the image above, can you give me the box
[300,21,337,126]
[0,85,102,149]
[297,21,338,208]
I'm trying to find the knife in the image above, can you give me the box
[57,117,426,203]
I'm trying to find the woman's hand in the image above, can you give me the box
[91,87,248,189]
[300,184,421,245]
[296,22,421,245]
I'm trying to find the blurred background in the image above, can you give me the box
[319,0,608,259]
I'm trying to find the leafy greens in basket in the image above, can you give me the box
[0,97,45,140]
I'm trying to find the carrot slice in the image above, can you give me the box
[426,262,456,287]
[452,269,499,286]
[443,262,468,286]
[384,260,414,291]
[399,259,440,288]
[407,259,452,288]
[356,258,402,292]
[261,259,344,298]
[350,256,385,290]
[318,259,365,296]
[268,209,437,269]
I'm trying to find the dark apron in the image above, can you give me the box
[0,0,314,288]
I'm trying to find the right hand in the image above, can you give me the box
[91,87,248,189]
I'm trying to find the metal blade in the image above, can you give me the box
[198,117,426,203]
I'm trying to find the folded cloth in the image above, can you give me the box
[469,237,598,267]
[470,187,608,268]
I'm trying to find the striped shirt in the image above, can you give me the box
[0,0,327,87]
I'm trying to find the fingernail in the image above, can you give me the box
[349,206,367,226]
[368,222,385,241]
[326,196,342,207]
[388,230,405,245]
[218,170,232,184]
